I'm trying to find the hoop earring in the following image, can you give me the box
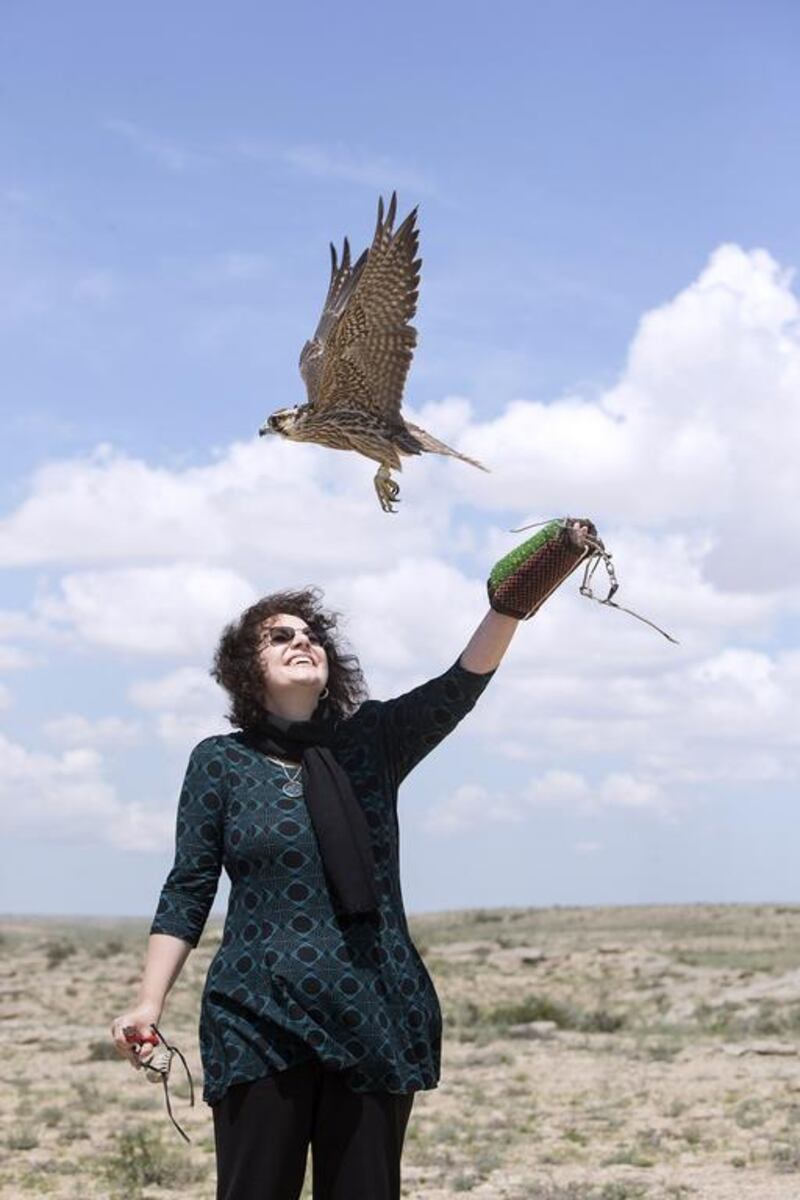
[318,687,329,701]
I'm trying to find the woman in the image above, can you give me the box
[110,536,576,1200]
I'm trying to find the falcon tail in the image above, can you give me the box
[404,422,489,472]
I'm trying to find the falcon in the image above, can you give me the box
[259,192,488,512]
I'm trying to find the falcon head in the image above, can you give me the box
[259,407,300,439]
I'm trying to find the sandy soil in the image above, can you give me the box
[2,903,800,1198]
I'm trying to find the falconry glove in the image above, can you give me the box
[487,517,678,643]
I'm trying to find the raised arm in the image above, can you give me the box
[371,610,516,791]
[372,522,598,789]
[459,608,520,673]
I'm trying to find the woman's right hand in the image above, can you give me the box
[110,1002,163,1070]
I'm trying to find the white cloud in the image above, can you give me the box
[37,563,257,656]
[0,735,171,851]
[7,241,796,604]
[0,609,49,640]
[0,608,64,670]
[526,769,591,807]
[481,638,800,807]
[451,244,800,592]
[421,766,671,836]
[43,714,142,748]
[419,783,524,834]
[0,438,444,569]
[152,710,227,751]
[3,240,800,847]
[598,772,668,812]
[0,646,34,669]
[479,634,800,791]
[128,666,220,711]
[333,556,483,681]
[129,666,227,750]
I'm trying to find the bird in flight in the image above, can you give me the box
[259,192,488,512]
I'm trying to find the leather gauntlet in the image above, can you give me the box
[487,516,678,642]
[488,518,597,620]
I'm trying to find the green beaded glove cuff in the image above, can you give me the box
[487,518,596,620]
[487,516,679,642]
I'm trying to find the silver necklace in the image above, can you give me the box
[267,754,303,798]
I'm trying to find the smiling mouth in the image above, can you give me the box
[288,657,313,665]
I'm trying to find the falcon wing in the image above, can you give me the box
[307,192,421,421]
[299,236,369,406]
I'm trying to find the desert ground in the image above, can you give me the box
[2,903,800,1199]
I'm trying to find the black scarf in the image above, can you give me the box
[246,711,379,916]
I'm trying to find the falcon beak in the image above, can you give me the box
[258,420,276,437]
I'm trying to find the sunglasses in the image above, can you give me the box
[259,625,326,649]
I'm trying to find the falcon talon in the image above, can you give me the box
[258,191,489,511]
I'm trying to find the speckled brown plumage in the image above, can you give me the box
[259,192,488,511]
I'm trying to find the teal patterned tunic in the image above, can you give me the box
[150,657,494,1107]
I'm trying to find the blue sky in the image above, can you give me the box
[2,1,799,919]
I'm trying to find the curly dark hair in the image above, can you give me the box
[210,586,368,730]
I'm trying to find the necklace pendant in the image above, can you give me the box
[281,780,303,798]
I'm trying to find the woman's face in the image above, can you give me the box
[257,612,329,708]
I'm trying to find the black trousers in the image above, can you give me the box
[212,1059,415,1200]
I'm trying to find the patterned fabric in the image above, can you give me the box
[150,657,495,1107]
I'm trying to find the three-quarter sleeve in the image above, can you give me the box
[376,656,496,789]
[149,738,225,948]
